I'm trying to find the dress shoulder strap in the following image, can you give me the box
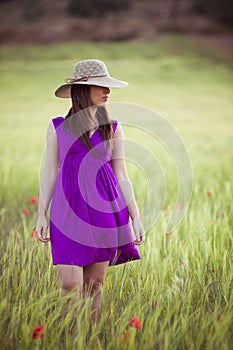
[112,119,118,134]
[52,116,64,130]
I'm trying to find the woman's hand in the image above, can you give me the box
[35,216,50,243]
[132,217,145,245]
[34,120,59,244]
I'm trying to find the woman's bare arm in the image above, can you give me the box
[36,120,60,241]
[111,122,145,244]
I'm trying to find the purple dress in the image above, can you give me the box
[49,116,141,267]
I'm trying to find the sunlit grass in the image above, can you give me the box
[0,37,232,349]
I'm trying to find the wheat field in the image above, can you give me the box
[0,37,232,349]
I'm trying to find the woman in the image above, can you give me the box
[35,59,145,330]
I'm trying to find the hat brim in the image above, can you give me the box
[55,76,128,98]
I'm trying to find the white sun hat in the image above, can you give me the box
[55,59,129,98]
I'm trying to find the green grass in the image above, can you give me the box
[0,36,232,349]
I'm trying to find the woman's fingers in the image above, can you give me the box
[40,226,50,242]
[132,218,146,245]
[35,226,43,240]
[134,239,143,245]
[134,229,145,245]
[134,238,144,245]
[35,216,50,243]
[35,226,50,243]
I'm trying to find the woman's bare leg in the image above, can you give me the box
[57,264,83,298]
[57,264,83,333]
[83,261,109,328]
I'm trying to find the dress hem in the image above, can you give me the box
[51,256,141,267]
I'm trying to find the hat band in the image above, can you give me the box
[65,75,108,83]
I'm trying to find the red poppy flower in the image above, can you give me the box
[152,300,158,309]
[22,208,29,215]
[31,231,37,238]
[30,197,38,205]
[123,330,130,342]
[216,314,221,321]
[207,191,212,198]
[32,325,44,339]
[128,316,141,329]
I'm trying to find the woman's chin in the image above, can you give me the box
[99,101,108,106]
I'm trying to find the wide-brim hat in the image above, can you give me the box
[55,59,128,98]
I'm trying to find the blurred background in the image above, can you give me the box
[0,0,232,51]
[0,0,232,205]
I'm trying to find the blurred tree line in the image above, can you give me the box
[0,0,232,24]
[67,0,132,16]
[192,0,233,23]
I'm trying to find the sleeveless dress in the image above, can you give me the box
[49,116,141,267]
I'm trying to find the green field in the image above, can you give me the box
[0,37,232,349]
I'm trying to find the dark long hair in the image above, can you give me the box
[63,84,114,151]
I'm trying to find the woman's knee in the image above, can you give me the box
[84,277,104,296]
[57,265,83,292]
[60,279,81,293]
